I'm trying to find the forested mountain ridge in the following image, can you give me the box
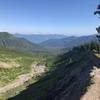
[0,32,46,53]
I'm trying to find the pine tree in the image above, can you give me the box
[94,4,100,42]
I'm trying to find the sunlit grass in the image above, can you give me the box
[95,53,100,58]
[0,48,34,86]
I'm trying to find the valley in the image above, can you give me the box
[7,41,100,100]
[0,32,100,100]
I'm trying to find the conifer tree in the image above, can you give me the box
[94,4,100,42]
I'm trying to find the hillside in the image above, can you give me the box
[0,47,34,87]
[0,32,15,39]
[0,32,46,53]
[0,46,55,100]
[8,42,100,100]
[40,35,97,49]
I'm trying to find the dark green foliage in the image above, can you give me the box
[74,41,100,52]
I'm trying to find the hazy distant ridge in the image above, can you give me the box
[15,33,67,43]
[40,35,97,49]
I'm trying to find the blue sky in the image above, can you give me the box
[0,0,99,35]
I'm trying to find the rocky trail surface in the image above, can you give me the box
[81,66,100,100]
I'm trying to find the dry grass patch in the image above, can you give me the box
[95,53,100,58]
[0,61,20,68]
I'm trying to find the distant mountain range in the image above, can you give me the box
[13,33,97,54]
[14,33,97,53]
[0,32,46,53]
[14,33,66,43]
[40,35,97,49]
[0,32,97,53]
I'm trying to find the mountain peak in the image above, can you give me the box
[0,32,15,39]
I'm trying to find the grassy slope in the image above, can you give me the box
[0,47,55,86]
[0,47,55,100]
[0,47,35,86]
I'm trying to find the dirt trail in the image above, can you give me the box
[0,64,46,94]
[81,66,100,100]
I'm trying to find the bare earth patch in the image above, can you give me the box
[0,61,20,68]
[31,64,46,76]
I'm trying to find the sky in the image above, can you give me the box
[0,0,99,36]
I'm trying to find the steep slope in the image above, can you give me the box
[40,35,97,49]
[8,42,100,100]
[47,53,100,100]
[0,45,51,100]
[0,32,46,53]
